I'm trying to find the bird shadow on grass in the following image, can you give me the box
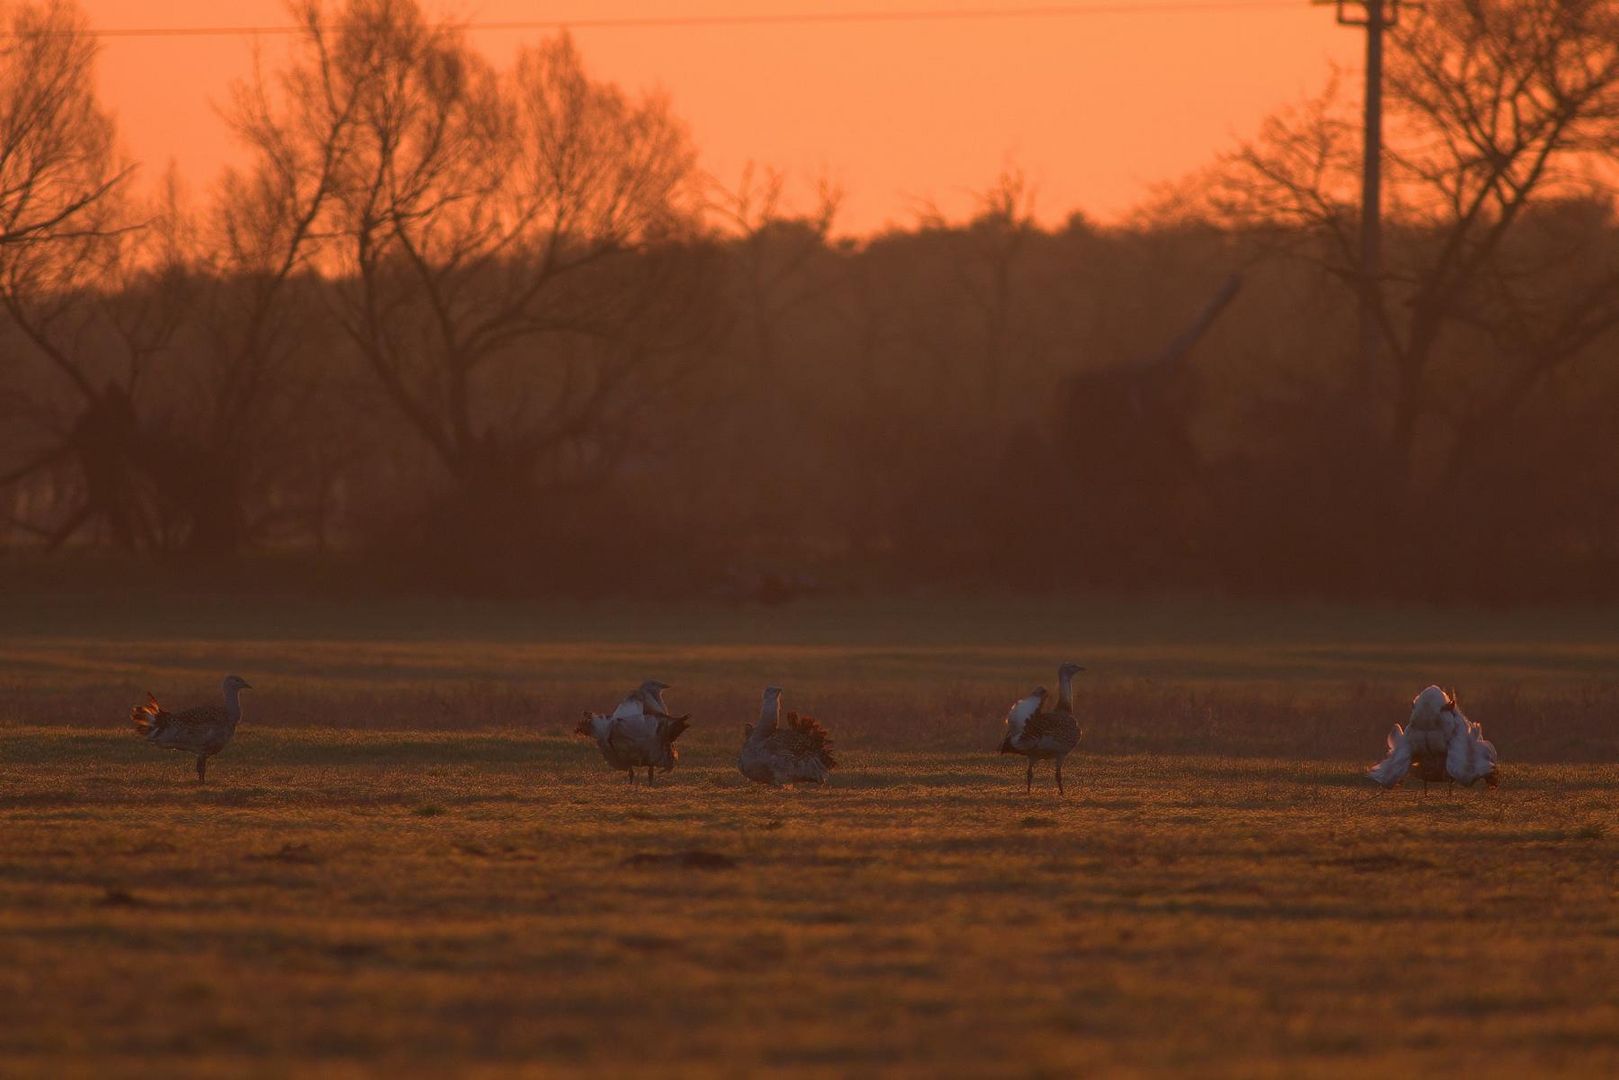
[235,737,569,768]
[0,791,86,809]
[621,850,739,870]
[831,769,1007,791]
[1,733,149,765]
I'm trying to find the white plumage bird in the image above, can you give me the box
[576,680,690,785]
[999,663,1084,794]
[1367,686,1498,791]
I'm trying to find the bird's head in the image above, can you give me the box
[1058,663,1085,680]
[223,675,252,693]
[641,680,671,694]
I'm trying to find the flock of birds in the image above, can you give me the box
[129,668,1499,793]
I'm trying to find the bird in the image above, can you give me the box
[739,686,837,786]
[130,675,252,783]
[999,662,1084,794]
[1367,686,1498,791]
[575,680,690,785]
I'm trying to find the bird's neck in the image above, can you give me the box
[224,686,244,724]
[1056,673,1074,712]
[756,698,779,735]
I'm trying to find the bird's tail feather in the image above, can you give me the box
[1446,719,1498,786]
[653,715,690,772]
[130,693,164,737]
[787,712,837,769]
[1367,723,1412,787]
[659,715,691,745]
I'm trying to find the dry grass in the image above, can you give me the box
[2,594,1617,1074]
[1,732,1616,1077]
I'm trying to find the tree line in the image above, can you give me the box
[3,0,1618,603]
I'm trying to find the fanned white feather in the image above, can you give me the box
[583,712,615,742]
[1367,723,1412,787]
[1004,688,1045,744]
[1445,715,1498,786]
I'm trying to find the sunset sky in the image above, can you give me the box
[79,0,1362,234]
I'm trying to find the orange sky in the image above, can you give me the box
[80,0,1361,235]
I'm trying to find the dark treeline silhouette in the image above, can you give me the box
[3,0,1619,603]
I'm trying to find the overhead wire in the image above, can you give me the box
[3,2,1309,39]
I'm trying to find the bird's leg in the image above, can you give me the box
[1056,757,1065,797]
[646,765,655,786]
[196,755,207,784]
[1025,761,1033,794]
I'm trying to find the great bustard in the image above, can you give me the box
[1368,685,1498,792]
[130,675,252,783]
[999,663,1084,794]
[575,680,690,785]
[739,686,837,786]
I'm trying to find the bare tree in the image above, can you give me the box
[911,169,1043,418]
[143,0,375,557]
[0,1,125,252]
[238,2,717,541]
[0,1,138,547]
[3,0,370,557]
[713,164,842,375]
[1214,0,1619,492]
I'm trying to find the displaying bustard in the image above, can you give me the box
[575,680,691,784]
[1368,685,1499,791]
[999,663,1084,794]
[739,686,837,786]
[130,675,252,783]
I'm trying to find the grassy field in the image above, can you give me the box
[2,591,1617,1075]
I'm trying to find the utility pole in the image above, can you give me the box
[1316,0,1405,435]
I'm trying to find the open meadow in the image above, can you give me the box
[2,588,1617,1075]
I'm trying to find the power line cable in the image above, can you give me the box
[10,2,1308,39]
